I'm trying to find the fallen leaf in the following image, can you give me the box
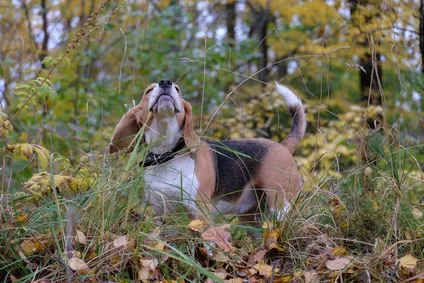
[326,257,350,270]
[412,208,423,220]
[332,246,347,256]
[273,276,291,283]
[16,214,29,222]
[188,220,205,232]
[248,248,267,264]
[253,262,278,277]
[224,279,242,283]
[213,251,230,262]
[201,224,235,253]
[138,266,150,282]
[263,230,280,248]
[155,242,165,251]
[113,235,128,248]
[399,254,417,269]
[33,238,46,252]
[68,257,89,271]
[332,205,344,217]
[214,271,228,280]
[140,258,159,270]
[372,200,379,211]
[21,239,36,256]
[76,230,87,245]
[268,242,285,252]
[303,271,319,283]
[262,221,273,229]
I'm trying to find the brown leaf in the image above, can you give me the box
[248,248,267,264]
[138,266,150,282]
[76,230,87,245]
[201,224,235,253]
[213,251,230,263]
[253,262,279,277]
[140,258,159,270]
[325,257,350,270]
[224,279,243,283]
[68,257,89,271]
[113,235,128,248]
[188,219,205,232]
[303,271,319,283]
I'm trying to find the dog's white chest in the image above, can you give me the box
[144,154,198,214]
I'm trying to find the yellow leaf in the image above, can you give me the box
[33,145,50,170]
[268,242,285,252]
[372,200,380,211]
[21,239,36,256]
[33,239,46,252]
[188,220,205,232]
[332,247,347,256]
[155,242,165,251]
[16,214,29,222]
[68,257,89,271]
[332,205,344,217]
[399,254,417,269]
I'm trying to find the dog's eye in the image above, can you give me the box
[175,86,180,92]
[146,88,153,94]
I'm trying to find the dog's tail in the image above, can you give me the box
[275,83,306,154]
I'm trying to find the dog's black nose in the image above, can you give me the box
[158,79,173,88]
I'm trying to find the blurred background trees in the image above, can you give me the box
[0,0,423,184]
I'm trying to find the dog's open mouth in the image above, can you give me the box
[150,94,178,113]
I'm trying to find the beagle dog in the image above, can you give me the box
[109,80,306,224]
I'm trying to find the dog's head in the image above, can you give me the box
[145,80,183,114]
[109,80,198,153]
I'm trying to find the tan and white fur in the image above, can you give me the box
[109,80,306,224]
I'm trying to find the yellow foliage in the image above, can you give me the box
[0,110,13,138]
[23,171,94,199]
[6,143,50,170]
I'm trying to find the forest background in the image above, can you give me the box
[1,0,424,282]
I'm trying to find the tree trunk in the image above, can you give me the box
[226,1,236,46]
[420,0,424,74]
[359,53,382,105]
[247,1,270,83]
[40,0,49,67]
[349,0,383,107]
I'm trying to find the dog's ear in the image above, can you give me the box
[109,105,145,153]
[183,100,200,152]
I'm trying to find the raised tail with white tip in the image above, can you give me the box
[275,82,306,154]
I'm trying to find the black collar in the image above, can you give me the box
[140,137,186,167]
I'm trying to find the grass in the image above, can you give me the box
[1,127,424,282]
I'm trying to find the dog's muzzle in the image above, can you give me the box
[149,79,181,113]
